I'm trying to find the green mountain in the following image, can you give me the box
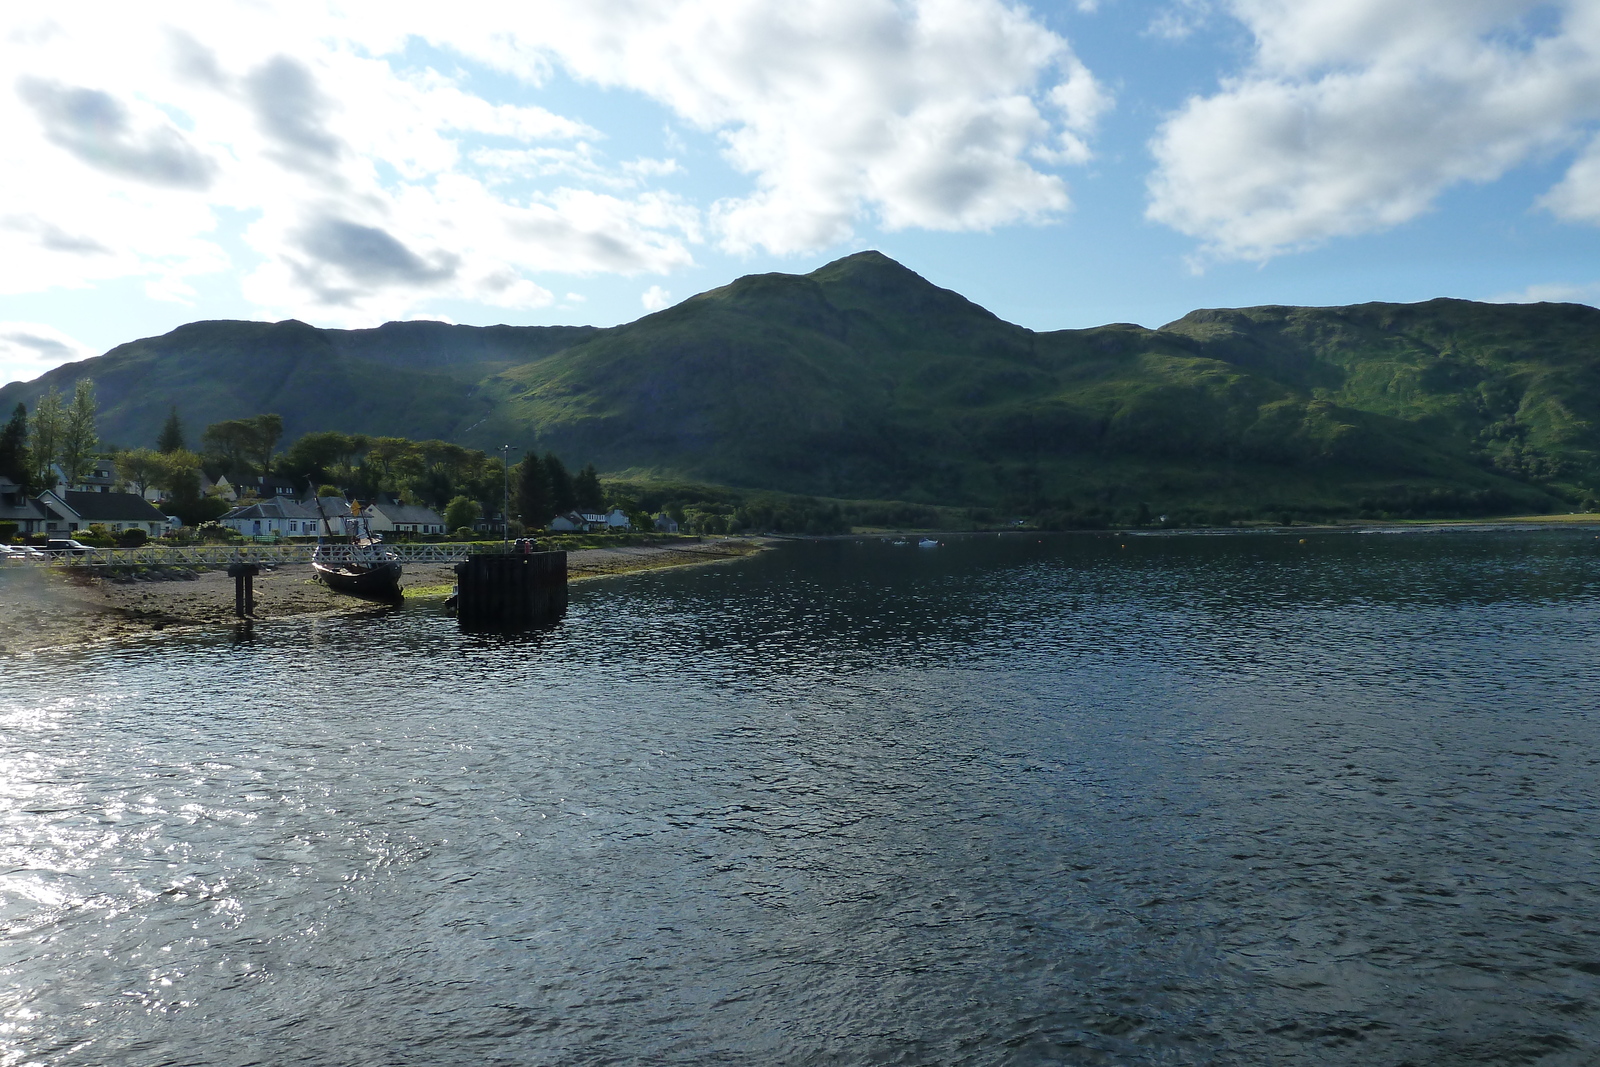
[4,251,1596,520]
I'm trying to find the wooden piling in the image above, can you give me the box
[227,562,260,618]
[454,550,567,627]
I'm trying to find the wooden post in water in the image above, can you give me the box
[454,550,567,627]
[227,562,259,618]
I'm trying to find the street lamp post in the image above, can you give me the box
[500,444,513,547]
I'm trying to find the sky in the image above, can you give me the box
[2,0,1598,386]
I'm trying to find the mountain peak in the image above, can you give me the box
[806,249,1002,325]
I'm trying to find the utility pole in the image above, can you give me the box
[500,444,512,547]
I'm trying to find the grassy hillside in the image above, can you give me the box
[1161,300,1600,487]
[3,252,1592,520]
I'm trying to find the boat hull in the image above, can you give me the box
[313,558,403,597]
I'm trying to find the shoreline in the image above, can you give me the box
[0,538,772,656]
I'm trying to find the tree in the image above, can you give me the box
[29,387,64,489]
[516,452,552,527]
[544,452,575,513]
[279,431,369,487]
[160,449,224,526]
[115,447,165,498]
[444,494,481,532]
[201,418,258,477]
[249,413,284,475]
[0,404,29,490]
[58,380,99,488]
[157,407,186,453]
[574,463,604,512]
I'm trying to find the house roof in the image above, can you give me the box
[222,496,318,521]
[365,502,445,524]
[55,491,167,522]
[0,479,44,522]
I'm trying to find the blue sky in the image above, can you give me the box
[2,1,1598,385]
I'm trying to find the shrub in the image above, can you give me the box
[116,528,149,547]
[195,521,236,542]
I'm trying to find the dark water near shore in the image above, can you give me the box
[5,529,1600,1065]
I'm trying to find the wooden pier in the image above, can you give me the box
[454,550,567,627]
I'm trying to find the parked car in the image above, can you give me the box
[46,538,91,556]
[13,546,46,559]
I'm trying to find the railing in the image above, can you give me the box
[2,542,478,568]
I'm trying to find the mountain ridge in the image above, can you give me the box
[2,251,1594,517]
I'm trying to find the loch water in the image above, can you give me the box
[4,529,1600,1066]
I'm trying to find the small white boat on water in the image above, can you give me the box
[918,538,940,548]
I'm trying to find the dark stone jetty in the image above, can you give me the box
[454,550,567,628]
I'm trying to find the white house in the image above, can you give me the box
[37,490,169,537]
[0,478,47,534]
[362,501,448,536]
[307,496,353,537]
[220,496,322,539]
[604,508,631,531]
[548,510,590,532]
[205,474,238,503]
[47,460,118,493]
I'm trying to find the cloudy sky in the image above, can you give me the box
[2,0,1598,385]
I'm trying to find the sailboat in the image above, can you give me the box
[310,494,403,596]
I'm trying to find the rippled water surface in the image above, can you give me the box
[5,530,1600,1065]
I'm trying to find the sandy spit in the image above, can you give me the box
[0,538,771,656]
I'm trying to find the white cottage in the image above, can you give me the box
[362,501,448,536]
[220,496,322,539]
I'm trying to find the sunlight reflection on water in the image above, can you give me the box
[3,529,1600,1065]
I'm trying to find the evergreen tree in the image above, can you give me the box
[157,407,186,453]
[0,403,30,490]
[58,379,100,489]
[516,452,553,527]
[573,463,604,512]
[544,452,576,513]
[29,387,65,489]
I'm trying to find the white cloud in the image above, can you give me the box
[410,0,1108,255]
[1146,0,1600,261]
[1146,1,1214,42]
[1540,131,1600,223]
[0,1,1106,325]
[0,322,95,386]
[1490,280,1600,305]
[641,285,673,311]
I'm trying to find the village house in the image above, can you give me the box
[205,473,238,502]
[36,489,169,537]
[307,496,353,537]
[0,478,47,535]
[47,460,118,493]
[362,501,448,536]
[654,512,680,533]
[255,475,301,499]
[220,496,322,539]
[549,508,632,533]
[548,510,592,532]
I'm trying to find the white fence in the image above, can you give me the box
[3,542,478,568]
